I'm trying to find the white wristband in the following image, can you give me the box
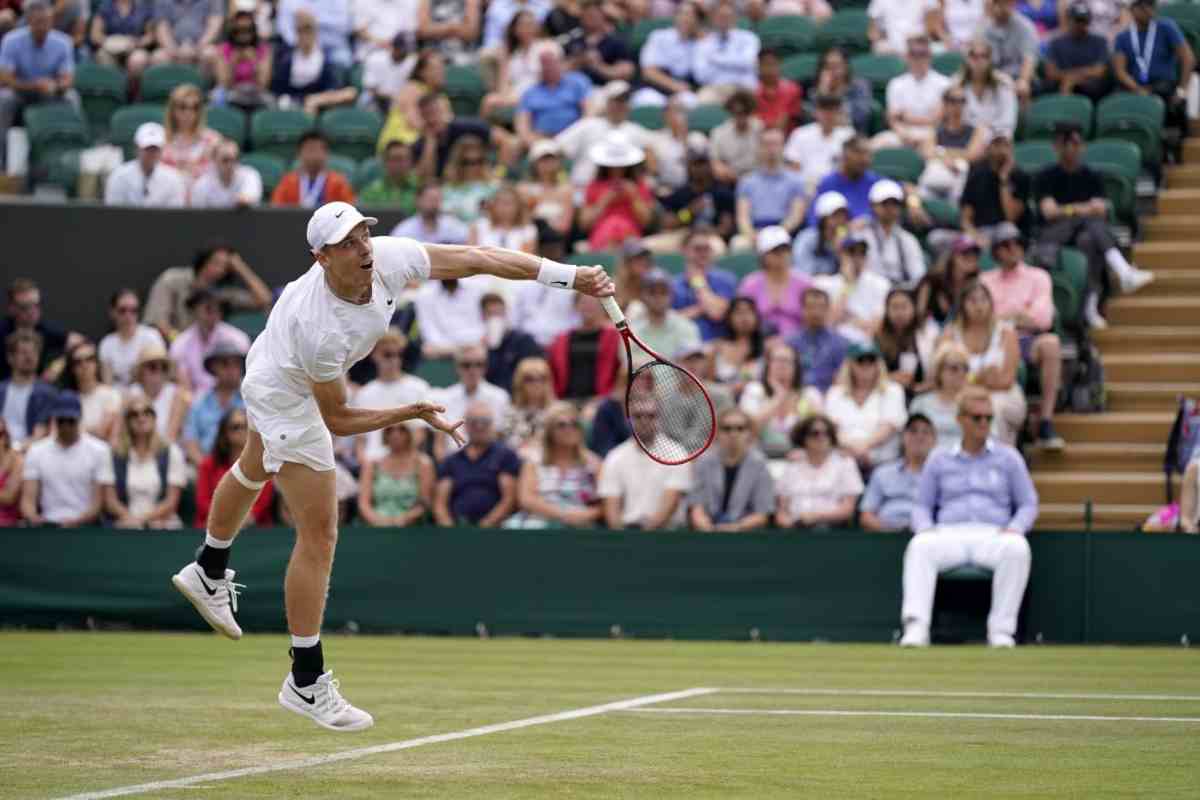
[536,258,577,290]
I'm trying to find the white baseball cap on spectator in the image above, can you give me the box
[756,225,792,255]
[530,139,562,162]
[135,122,166,150]
[306,201,379,251]
[868,179,905,205]
[814,191,849,219]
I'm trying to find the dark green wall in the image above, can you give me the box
[1,528,1196,643]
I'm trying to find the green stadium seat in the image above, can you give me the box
[443,64,487,118]
[687,104,729,134]
[24,103,90,172]
[414,357,459,388]
[1052,247,1089,330]
[942,565,992,580]
[630,17,673,55]
[1013,141,1057,173]
[227,311,268,339]
[250,108,315,160]
[1084,138,1141,178]
[355,157,383,190]
[931,51,964,77]
[655,252,686,273]
[815,10,871,55]
[74,62,127,139]
[1096,92,1165,168]
[318,107,384,162]
[716,249,759,279]
[47,148,82,195]
[1022,94,1094,141]
[850,53,905,100]
[921,197,960,229]
[110,103,165,158]
[871,147,924,183]
[757,15,817,57]
[629,105,665,131]
[1085,139,1142,229]
[566,251,619,273]
[240,152,286,195]
[349,62,365,91]
[780,53,820,85]
[1160,3,1200,52]
[205,105,248,148]
[140,63,206,103]
[867,98,885,135]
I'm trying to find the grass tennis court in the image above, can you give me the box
[3,633,1198,799]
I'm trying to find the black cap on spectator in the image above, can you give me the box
[905,412,933,432]
[1068,1,1091,20]
[1053,120,1084,140]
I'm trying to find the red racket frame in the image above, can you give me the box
[600,297,717,465]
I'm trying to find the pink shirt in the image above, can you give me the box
[168,321,251,395]
[736,270,811,338]
[980,263,1054,333]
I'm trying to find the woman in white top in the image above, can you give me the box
[470,183,538,253]
[824,340,908,472]
[776,414,863,528]
[60,340,123,443]
[517,139,574,236]
[99,289,167,388]
[511,401,603,528]
[128,344,190,444]
[959,38,1018,141]
[908,341,969,449]
[939,280,1026,445]
[813,233,890,344]
[103,397,187,528]
[480,12,556,119]
[739,340,823,459]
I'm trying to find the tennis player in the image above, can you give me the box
[171,201,614,732]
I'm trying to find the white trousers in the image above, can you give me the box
[901,523,1032,638]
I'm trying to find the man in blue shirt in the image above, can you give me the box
[670,228,738,341]
[1113,0,1195,144]
[860,414,936,531]
[515,49,592,149]
[805,135,881,227]
[900,386,1037,648]
[433,401,520,526]
[693,0,760,103]
[1041,2,1111,101]
[0,1,78,169]
[784,286,848,393]
[735,128,808,246]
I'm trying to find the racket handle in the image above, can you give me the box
[600,295,626,326]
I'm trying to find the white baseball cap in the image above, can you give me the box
[756,225,792,255]
[814,191,849,219]
[306,202,378,251]
[134,122,166,150]
[869,179,905,204]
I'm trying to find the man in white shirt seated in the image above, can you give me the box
[598,398,691,530]
[863,179,926,286]
[391,183,469,245]
[360,33,415,112]
[693,0,760,105]
[103,122,187,208]
[633,1,705,107]
[413,277,486,359]
[868,0,944,55]
[19,392,114,527]
[190,139,263,209]
[351,330,432,467]
[784,93,854,194]
[432,344,511,459]
[874,35,950,153]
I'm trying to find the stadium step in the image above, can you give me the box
[1093,325,1200,355]
[1104,381,1200,412]
[1125,268,1200,297]
[1154,188,1200,214]
[1130,240,1200,270]
[1033,471,1175,506]
[1102,353,1200,382]
[1037,502,1160,530]
[1104,296,1200,326]
[1052,412,1173,444]
[1141,214,1200,240]
[1165,163,1200,188]
[1181,137,1200,163]
[1027,441,1164,472]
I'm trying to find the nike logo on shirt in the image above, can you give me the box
[195,567,218,596]
[289,684,316,705]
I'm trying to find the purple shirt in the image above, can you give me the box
[912,439,1039,534]
[736,270,811,339]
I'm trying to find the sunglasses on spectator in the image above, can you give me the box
[13,300,38,311]
[55,417,78,426]
[116,305,139,315]
[227,422,248,432]
[466,416,493,425]
[963,413,994,424]
[909,50,931,59]
[458,361,486,369]
[631,412,659,420]
[175,102,200,111]
[378,350,402,360]
[853,355,878,365]
[73,352,97,364]
[126,408,155,419]
[553,419,580,429]
[968,51,989,60]
[945,95,967,105]
[846,245,868,256]
[523,374,549,383]
[943,362,968,373]
[142,361,168,372]
[720,424,749,433]
[807,428,831,439]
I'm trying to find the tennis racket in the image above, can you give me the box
[600,296,716,465]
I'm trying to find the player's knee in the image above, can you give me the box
[297,520,338,561]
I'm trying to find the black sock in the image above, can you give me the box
[291,642,324,687]
[195,543,230,580]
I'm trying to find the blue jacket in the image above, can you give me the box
[0,380,58,437]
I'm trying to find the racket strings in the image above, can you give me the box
[627,362,715,464]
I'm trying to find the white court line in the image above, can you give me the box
[715,688,1200,702]
[630,708,1200,724]
[56,687,718,800]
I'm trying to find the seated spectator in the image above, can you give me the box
[958,134,1029,247]
[89,0,155,84]
[275,0,353,68]
[409,84,520,177]
[414,278,485,359]
[506,233,580,348]
[645,96,699,192]
[909,341,969,448]
[211,11,272,110]
[825,341,908,473]
[0,1,79,170]
[104,398,187,529]
[1114,0,1194,144]
[918,85,988,204]
[580,135,654,251]
[515,47,592,148]
[671,229,738,341]
[20,392,113,527]
[612,238,653,310]
[358,421,435,527]
[271,9,357,115]
[649,151,736,251]
[143,243,272,339]
[877,287,933,398]
[784,286,850,393]
[0,278,75,382]
[979,223,1066,450]
[482,0,552,51]
[876,36,950,154]
[497,355,554,458]
[634,1,705,107]
[518,139,575,235]
[981,0,1039,102]
[598,398,691,529]
[99,289,167,389]
[627,268,702,367]
[868,0,944,56]
[480,11,556,119]
[735,130,807,247]
[784,93,854,195]
[1041,3,1111,102]
[587,363,632,457]
[0,418,21,525]
[433,344,512,458]
[863,180,927,286]
[712,296,765,392]
[806,135,881,227]
[0,330,56,447]
[191,139,264,208]
[194,407,274,528]
[1016,0,1064,37]
[548,294,621,400]
[860,412,936,531]
[482,293,543,392]
[359,141,421,213]
[736,227,810,338]
[755,48,802,131]
[900,385,1036,648]
[693,0,759,105]
[775,413,863,529]
[673,342,736,418]
[688,407,775,531]
[916,236,982,326]
[763,0,832,20]
[128,344,190,445]
[810,47,872,134]
[813,233,890,344]
[392,183,470,245]
[169,288,251,394]
[104,122,188,208]
[351,0,416,60]
[708,90,763,184]
[351,331,432,466]
[59,340,122,443]
[470,184,537,252]
[440,134,499,223]
[944,0,987,50]
[161,84,223,189]
[416,0,483,63]
[939,278,1027,446]
[387,52,454,152]
[271,130,356,208]
[960,39,1018,142]
[739,340,823,459]
[433,401,520,527]
[566,0,635,89]
[510,400,603,527]
[152,0,222,67]
[181,341,246,465]
[793,192,850,277]
[361,34,416,113]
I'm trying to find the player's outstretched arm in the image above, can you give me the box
[423,243,615,298]
[312,379,466,446]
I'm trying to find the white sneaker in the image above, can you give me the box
[279,670,375,732]
[1084,293,1108,330]
[1120,268,1154,294]
[171,562,243,640]
[899,623,930,648]
[988,633,1016,648]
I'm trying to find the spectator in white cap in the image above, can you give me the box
[812,232,891,344]
[736,226,812,339]
[517,139,575,236]
[556,79,656,188]
[793,191,850,276]
[784,92,855,194]
[864,179,927,287]
[103,122,187,208]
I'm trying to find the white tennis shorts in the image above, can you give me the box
[241,374,336,474]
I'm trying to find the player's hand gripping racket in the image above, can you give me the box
[600,296,716,465]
